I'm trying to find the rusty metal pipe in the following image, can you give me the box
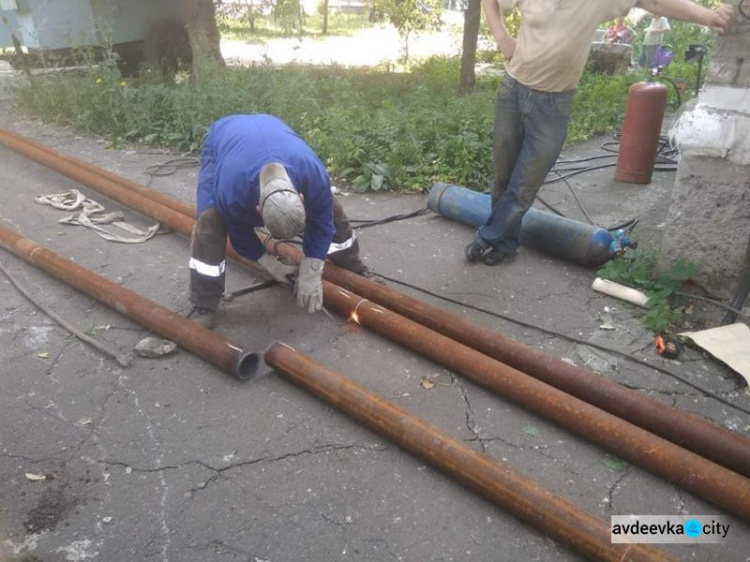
[4,129,749,478]
[274,241,750,479]
[0,128,258,271]
[0,129,197,237]
[0,129,196,218]
[320,282,750,520]
[0,224,259,380]
[265,342,674,562]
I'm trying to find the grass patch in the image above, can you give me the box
[16,56,500,191]
[597,250,698,334]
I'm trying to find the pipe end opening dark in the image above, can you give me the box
[235,352,260,381]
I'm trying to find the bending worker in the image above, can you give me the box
[188,113,369,328]
[471,0,734,266]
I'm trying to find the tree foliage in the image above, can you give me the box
[369,0,443,63]
[215,0,274,32]
[273,0,306,36]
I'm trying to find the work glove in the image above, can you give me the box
[295,257,325,313]
[257,253,297,286]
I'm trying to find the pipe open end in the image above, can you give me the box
[235,352,260,381]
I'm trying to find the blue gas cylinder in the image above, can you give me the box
[427,183,631,267]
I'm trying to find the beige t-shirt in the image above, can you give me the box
[644,16,670,45]
[499,0,636,92]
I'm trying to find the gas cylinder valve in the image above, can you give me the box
[609,228,638,258]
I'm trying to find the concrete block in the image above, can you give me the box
[658,156,750,299]
[588,42,632,75]
[705,7,750,87]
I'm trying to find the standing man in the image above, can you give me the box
[641,12,672,68]
[188,114,369,328]
[469,0,734,266]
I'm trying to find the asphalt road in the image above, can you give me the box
[1,109,749,562]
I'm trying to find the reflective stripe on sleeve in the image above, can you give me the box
[327,232,357,254]
[189,258,226,277]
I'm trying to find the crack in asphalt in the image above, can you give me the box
[478,435,586,478]
[283,416,314,436]
[188,443,384,497]
[618,382,701,398]
[450,374,486,453]
[0,452,68,464]
[21,398,74,427]
[607,467,631,514]
[96,371,174,562]
[97,443,388,502]
[533,448,584,478]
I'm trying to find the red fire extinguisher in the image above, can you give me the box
[614,79,669,184]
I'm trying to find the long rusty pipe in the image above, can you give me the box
[0,224,259,380]
[3,129,749,479]
[1,129,196,218]
[0,130,198,236]
[265,342,675,562]
[0,128,258,272]
[269,244,750,477]
[319,281,750,520]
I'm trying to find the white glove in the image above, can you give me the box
[295,257,324,313]
[257,253,297,286]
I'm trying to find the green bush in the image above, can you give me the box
[597,250,697,334]
[568,70,639,144]
[15,38,703,193]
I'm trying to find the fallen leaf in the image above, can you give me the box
[419,376,436,390]
[25,473,47,481]
[602,454,627,472]
[36,352,49,359]
[523,425,540,437]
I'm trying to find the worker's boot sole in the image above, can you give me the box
[465,239,489,262]
[482,248,512,266]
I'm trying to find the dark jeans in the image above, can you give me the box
[190,198,365,311]
[478,75,575,254]
[640,44,659,69]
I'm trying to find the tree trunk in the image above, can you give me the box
[249,0,257,32]
[181,0,225,68]
[322,0,330,34]
[459,0,481,94]
[403,28,411,67]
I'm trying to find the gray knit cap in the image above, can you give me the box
[259,162,306,240]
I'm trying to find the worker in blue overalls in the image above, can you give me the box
[188,114,368,329]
